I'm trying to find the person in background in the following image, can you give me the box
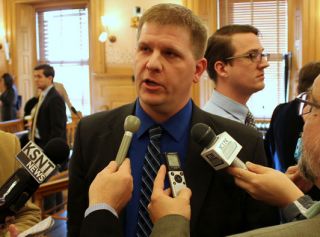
[29,64,67,149]
[265,62,320,170]
[203,24,269,129]
[0,73,18,121]
[0,130,41,237]
[23,82,79,123]
[26,64,67,213]
[68,3,278,237]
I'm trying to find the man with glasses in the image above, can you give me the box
[203,24,269,129]
[265,62,320,171]
[227,74,320,236]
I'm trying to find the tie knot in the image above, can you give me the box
[149,125,162,141]
[245,111,256,128]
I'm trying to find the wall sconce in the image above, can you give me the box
[99,16,117,43]
[0,27,4,50]
[130,6,142,28]
[0,26,11,62]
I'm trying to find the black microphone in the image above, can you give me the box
[191,123,247,170]
[0,138,69,223]
[71,106,80,119]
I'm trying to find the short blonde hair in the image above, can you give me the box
[137,3,207,59]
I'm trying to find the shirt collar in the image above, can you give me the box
[212,90,249,122]
[135,99,192,142]
[41,84,54,99]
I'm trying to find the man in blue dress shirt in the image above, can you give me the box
[68,4,279,237]
[203,25,269,126]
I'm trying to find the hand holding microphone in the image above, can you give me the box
[191,123,247,170]
[89,159,133,215]
[115,115,141,165]
[0,138,70,223]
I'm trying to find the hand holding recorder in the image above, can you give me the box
[148,165,192,224]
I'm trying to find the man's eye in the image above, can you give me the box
[139,46,151,52]
[248,53,258,60]
[164,51,177,58]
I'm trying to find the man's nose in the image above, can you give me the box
[258,57,269,69]
[146,51,162,72]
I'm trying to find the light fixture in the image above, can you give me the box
[0,27,4,50]
[130,6,142,28]
[99,16,116,43]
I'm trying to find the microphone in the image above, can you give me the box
[191,123,247,170]
[0,138,69,223]
[115,115,141,165]
[71,106,80,119]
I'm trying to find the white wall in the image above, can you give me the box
[102,0,182,68]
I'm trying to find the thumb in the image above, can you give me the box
[118,158,131,174]
[246,162,271,174]
[104,160,118,173]
[177,187,192,201]
[8,224,19,237]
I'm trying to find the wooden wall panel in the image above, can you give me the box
[91,72,136,112]
[301,0,320,64]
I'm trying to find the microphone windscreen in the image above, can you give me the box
[43,138,70,165]
[191,123,216,148]
[71,106,78,115]
[124,115,141,133]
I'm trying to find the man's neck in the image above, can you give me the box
[215,86,250,105]
[139,99,191,123]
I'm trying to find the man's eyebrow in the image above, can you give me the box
[137,42,148,46]
[246,48,264,53]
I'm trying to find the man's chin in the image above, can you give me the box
[139,94,165,106]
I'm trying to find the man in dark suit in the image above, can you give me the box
[28,64,67,212]
[30,64,67,149]
[82,73,320,237]
[68,4,279,237]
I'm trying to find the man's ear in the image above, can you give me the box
[193,58,207,83]
[214,61,229,78]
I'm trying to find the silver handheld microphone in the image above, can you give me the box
[115,115,141,165]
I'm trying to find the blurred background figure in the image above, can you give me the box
[265,62,320,171]
[0,73,18,121]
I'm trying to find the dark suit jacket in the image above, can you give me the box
[80,210,122,237]
[36,87,67,148]
[0,88,17,121]
[68,102,279,237]
[264,100,303,170]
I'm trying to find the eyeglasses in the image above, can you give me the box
[225,51,270,63]
[296,92,320,116]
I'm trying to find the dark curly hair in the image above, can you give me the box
[1,73,14,89]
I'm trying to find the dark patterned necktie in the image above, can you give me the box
[245,110,257,129]
[136,125,162,237]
